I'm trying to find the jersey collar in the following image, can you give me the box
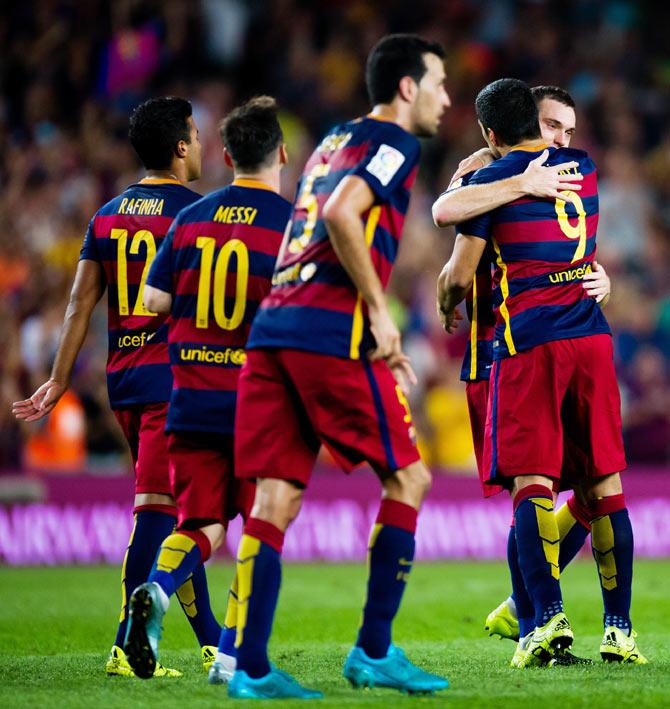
[138,177,183,185]
[508,142,549,154]
[232,178,277,193]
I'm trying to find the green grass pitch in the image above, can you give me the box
[1,560,668,708]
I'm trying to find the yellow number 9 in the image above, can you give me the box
[555,191,586,263]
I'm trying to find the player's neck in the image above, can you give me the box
[368,104,409,131]
[145,166,186,183]
[498,139,547,157]
[232,169,281,193]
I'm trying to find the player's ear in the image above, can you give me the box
[279,143,288,166]
[223,148,234,169]
[176,139,188,159]
[398,75,417,103]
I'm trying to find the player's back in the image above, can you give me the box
[156,178,291,434]
[81,178,201,407]
[459,146,609,358]
[249,115,420,360]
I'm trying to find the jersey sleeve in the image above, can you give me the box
[79,218,99,261]
[454,166,503,241]
[147,222,175,294]
[352,124,421,201]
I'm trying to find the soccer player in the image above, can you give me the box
[12,97,222,676]
[437,78,646,666]
[223,34,451,701]
[122,96,291,683]
[435,87,611,653]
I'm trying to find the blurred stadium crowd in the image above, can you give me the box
[2,0,669,474]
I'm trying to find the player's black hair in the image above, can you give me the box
[128,97,193,170]
[531,85,576,108]
[475,78,541,147]
[366,33,445,105]
[219,96,283,171]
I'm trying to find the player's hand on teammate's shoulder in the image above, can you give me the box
[519,149,584,202]
[449,148,496,187]
[12,378,67,422]
[582,260,611,305]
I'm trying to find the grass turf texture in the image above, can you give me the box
[0,560,667,708]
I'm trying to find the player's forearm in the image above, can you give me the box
[50,296,97,386]
[432,175,526,227]
[324,211,386,310]
[437,263,470,314]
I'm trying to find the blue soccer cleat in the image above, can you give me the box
[123,582,167,680]
[228,667,323,699]
[343,645,448,694]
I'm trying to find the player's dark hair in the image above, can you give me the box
[475,78,541,147]
[531,85,576,108]
[366,34,445,105]
[219,96,283,171]
[128,97,193,170]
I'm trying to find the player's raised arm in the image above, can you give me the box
[323,175,403,363]
[432,149,584,228]
[12,259,104,421]
[436,233,487,333]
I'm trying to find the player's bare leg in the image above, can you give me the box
[343,460,448,693]
[578,473,647,663]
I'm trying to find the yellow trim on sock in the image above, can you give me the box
[533,498,560,580]
[592,515,618,590]
[235,535,261,648]
[118,518,137,622]
[224,572,239,629]
[555,502,577,542]
[155,533,197,572]
[176,576,197,618]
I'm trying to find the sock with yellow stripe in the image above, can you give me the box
[356,499,417,659]
[556,494,591,569]
[513,485,563,627]
[235,518,284,678]
[175,562,222,647]
[148,529,211,599]
[114,504,176,648]
[217,573,239,656]
[590,494,633,634]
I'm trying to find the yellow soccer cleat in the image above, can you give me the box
[517,612,573,668]
[600,627,648,665]
[106,645,134,677]
[485,598,519,641]
[105,645,183,678]
[509,633,532,668]
[201,645,217,672]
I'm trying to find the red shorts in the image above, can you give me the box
[235,349,421,486]
[114,402,171,495]
[168,432,255,528]
[483,334,626,488]
[465,380,502,498]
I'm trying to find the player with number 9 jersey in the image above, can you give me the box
[457,144,625,487]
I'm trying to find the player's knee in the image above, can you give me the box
[383,461,432,506]
[580,472,623,501]
[251,478,304,532]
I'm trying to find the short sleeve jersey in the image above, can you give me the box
[147,179,291,435]
[247,115,421,360]
[456,146,610,360]
[79,178,200,408]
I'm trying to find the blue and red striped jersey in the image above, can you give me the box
[445,170,496,382]
[248,115,421,359]
[79,178,200,409]
[457,145,610,360]
[147,178,290,434]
